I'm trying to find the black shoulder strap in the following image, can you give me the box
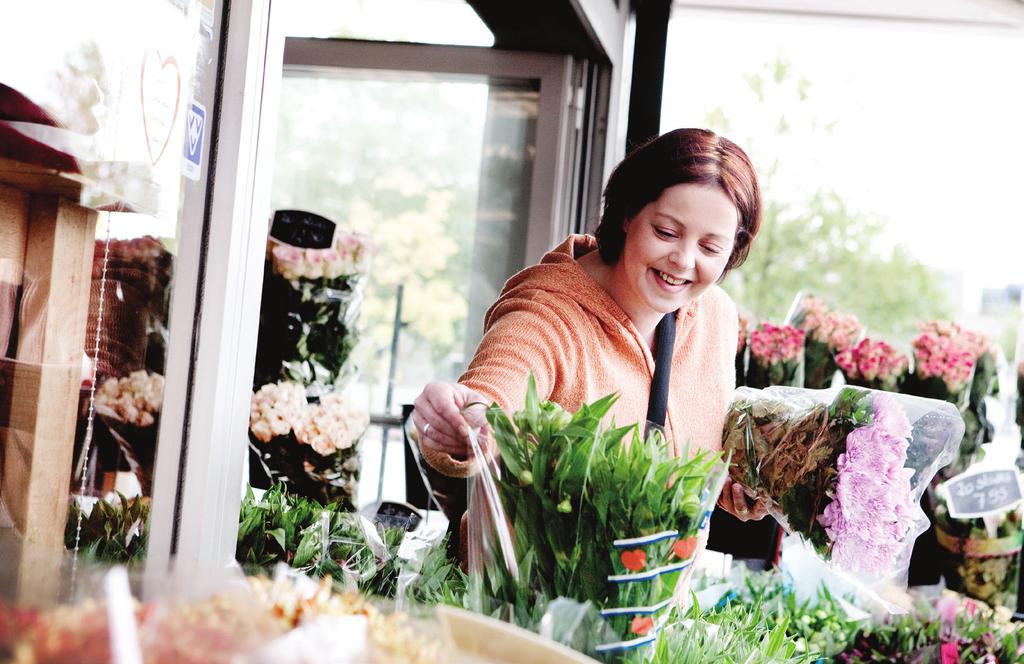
[645,311,678,431]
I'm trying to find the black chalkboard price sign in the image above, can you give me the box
[944,468,1023,519]
[270,209,336,249]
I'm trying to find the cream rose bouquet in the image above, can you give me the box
[91,370,165,495]
[248,381,368,510]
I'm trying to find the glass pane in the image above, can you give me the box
[264,69,537,508]
[280,0,494,46]
[0,0,213,592]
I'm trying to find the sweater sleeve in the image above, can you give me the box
[419,293,579,477]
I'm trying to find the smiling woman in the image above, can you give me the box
[410,129,770,568]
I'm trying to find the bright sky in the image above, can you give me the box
[662,10,1024,304]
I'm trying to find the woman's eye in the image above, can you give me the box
[702,244,723,255]
[653,227,677,239]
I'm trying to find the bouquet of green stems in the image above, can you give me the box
[469,376,727,655]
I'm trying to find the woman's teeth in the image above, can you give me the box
[656,269,689,286]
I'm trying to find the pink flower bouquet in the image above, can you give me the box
[248,381,368,510]
[746,323,805,388]
[785,294,863,389]
[836,337,909,393]
[904,321,975,408]
[723,385,964,579]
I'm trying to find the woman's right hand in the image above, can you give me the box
[412,382,491,460]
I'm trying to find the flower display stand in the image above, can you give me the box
[0,160,96,600]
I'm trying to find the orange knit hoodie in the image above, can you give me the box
[424,234,738,477]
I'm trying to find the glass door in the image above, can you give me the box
[262,37,574,509]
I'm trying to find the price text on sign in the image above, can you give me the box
[270,210,336,249]
[944,469,1023,519]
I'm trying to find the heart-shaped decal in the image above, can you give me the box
[672,536,698,560]
[630,616,654,636]
[620,548,647,572]
[140,50,181,166]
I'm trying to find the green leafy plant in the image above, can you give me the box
[64,493,149,563]
[475,375,726,643]
[236,484,464,605]
[622,601,813,664]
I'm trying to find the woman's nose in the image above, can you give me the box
[670,243,697,269]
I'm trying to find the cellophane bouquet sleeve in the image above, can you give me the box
[723,385,964,590]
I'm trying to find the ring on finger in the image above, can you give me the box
[423,422,432,437]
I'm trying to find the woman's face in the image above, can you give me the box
[614,183,739,317]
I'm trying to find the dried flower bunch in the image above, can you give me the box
[835,337,909,392]
[95,370,164,427]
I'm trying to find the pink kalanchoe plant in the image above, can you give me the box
[910,327,975,397]
[747,323,805,388]
[836,337,909,392]
[785,294,863,389]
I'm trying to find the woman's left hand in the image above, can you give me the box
[718,477,769,522]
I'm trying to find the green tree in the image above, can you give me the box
[271,76,486,386]
[708,56,952,340]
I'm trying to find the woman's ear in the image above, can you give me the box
[622,214,634,234]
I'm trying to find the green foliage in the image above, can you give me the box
[236,484,465,605]
[64,493,149,564]
[705,57,952,340]
[478,375,726,640]
[622,600,813,664]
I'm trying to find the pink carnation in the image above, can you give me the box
[817,393,916,576]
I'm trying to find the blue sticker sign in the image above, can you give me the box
[183,99,206,181]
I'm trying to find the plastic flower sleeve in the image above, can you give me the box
[253,237,369,393]
[723,385,964,592]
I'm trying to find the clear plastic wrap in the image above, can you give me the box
[723,385,964,601]
[252,236,370,393]
[466,378,728,655]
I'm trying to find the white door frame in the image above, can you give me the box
[145,0,284,582]
[282,37,577,265]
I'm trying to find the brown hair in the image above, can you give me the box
[595,128,762,275]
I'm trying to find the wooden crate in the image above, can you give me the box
[0,173,95,562]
